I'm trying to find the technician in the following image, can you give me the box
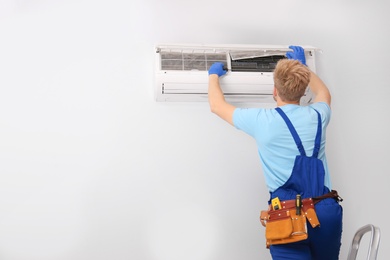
[208,46,343,260]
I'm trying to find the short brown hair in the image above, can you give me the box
[273,59,311,102]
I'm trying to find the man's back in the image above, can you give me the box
[233,102,331,192]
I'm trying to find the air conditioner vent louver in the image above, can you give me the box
[160,52,227,71]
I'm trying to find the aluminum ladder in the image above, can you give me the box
[347,224,381,260]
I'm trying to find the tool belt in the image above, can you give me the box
[260,190,342,248]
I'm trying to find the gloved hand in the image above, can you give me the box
[208,62,227,77]
[286,45,306,66]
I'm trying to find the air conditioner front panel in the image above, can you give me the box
[162,83,273,95]
[157,71,274,95]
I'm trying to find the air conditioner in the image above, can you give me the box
[155,44,319,106]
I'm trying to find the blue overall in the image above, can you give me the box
[269,108,343,260]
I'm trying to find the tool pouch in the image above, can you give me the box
[262,208,308,248]
[260,191,341,248]
[304,207,320,228]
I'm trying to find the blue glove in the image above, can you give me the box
[208,62,227,77]
[286,45,306,66]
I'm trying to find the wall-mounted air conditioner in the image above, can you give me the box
[155,44,319,105]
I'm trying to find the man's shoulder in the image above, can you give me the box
[309,102,331,124]
[310,102,331,113]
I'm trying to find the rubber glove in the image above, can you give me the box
[208,62,227,77]
[286,46,306,66]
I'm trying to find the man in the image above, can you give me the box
[208,46,343,260]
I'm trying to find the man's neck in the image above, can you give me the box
[276,100,300,107]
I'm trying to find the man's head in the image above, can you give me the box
[273,59,310,103]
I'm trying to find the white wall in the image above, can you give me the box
[0,0,388,259]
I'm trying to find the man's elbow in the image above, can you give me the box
[209,102,218,114]
[208,96,219,113]
[209,98,226,115]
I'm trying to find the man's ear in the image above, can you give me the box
[273,86,277,101]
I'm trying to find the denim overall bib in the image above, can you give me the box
[269,107,343,260]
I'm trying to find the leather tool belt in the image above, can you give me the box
[260,190,342,248]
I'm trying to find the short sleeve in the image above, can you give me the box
[233,108,264,137]
[310,102,331,127]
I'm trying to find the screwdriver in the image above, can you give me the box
[296,194,302,215]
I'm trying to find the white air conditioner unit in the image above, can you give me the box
[155,44,319,105]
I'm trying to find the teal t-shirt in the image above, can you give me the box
[233,102,332,192]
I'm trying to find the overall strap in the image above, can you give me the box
[275,107,323,158]
[312,109,322,158]
[275,107,306,156]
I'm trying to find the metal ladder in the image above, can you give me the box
[347,224,381,260]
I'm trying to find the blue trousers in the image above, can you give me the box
[269,198,343,260]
